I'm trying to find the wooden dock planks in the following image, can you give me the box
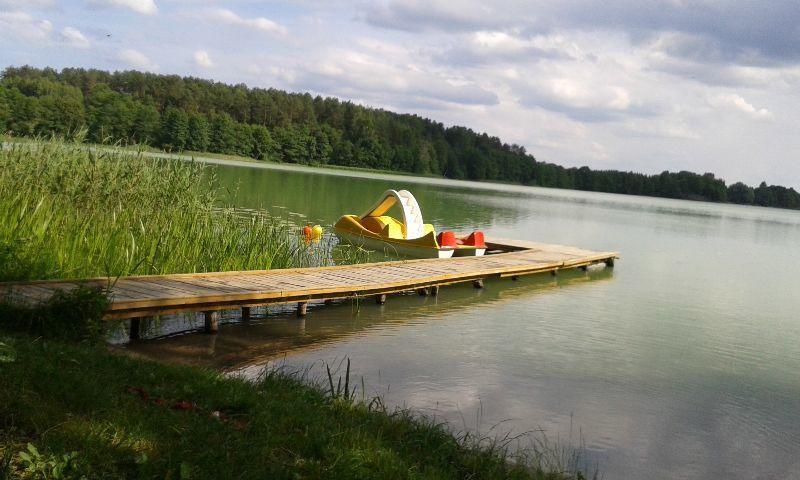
[0,238,618,321]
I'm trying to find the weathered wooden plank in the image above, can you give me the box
[0,238,618,320]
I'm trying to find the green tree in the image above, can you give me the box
[754,182,776,207]
[727,182,755,205]
[186,114,210,152]
[5,88,40,135]
[250,124,278,160]
[160,107,189,151]
[0,86,9,132]
[273,125,309,163]
[355,136,386,169]
[413,141,436,174]
[86,84,135,142]
[309,127,332,164]
[36,83,85,136]
[131,104,160,144]
[331,139,355,166]
[209,112,236,154]
[231,121,252,157]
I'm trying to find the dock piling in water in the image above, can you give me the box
[204,311,219,334]
[296,302,308,317]
[129,317,142,341]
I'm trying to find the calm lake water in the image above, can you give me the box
[128,157,800,479]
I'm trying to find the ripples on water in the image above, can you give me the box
[124,161,800,479]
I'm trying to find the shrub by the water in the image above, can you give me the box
[0,286,108,344]
[0,137,331,282]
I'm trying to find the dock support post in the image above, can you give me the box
[511,275,518,281]
[129,317,142,342]
[241,306,251,322]
[606,258,615,267]
[417,288,429,296]
[204,311,219,334]
[580,265,588,271]
[473,279,484,289]
[376,294,387,305]
[551,269,558,276]
[431,285,439,296]
[296,302,308,317]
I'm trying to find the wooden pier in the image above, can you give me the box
[1,238,617,338]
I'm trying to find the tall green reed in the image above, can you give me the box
[0,137,358,281]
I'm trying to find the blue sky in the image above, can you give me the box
[1,0,799,188]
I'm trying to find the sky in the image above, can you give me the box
[1,0,798,188]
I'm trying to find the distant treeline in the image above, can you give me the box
[0,66,798,210]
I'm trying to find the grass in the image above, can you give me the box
[0,135,363,282]
[0,285,108,344]
[0,335,592,480]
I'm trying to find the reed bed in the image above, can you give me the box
[0,138,355,281]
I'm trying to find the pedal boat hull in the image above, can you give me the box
[334,215,455,259]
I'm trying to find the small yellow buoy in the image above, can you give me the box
[311,225,323,240]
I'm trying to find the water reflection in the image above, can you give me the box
[137,157,800,480]
[124,268,613,371]
[215,165,528,231]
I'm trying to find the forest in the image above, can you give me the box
[0,65,798,210]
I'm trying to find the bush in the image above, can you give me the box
[0,285,108,344]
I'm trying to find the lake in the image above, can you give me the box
[128,157,800,479]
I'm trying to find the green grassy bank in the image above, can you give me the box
[0,335,589,479]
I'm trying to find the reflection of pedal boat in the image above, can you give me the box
[333,189,486,259]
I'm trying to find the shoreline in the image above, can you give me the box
[0,334,592,479]
[5,136,798,214]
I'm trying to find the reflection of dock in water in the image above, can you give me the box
[2,237,618,342]
[124,267,615,371]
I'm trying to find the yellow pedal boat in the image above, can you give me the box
[333,189,486,259]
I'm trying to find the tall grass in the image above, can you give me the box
[0,137,352,281]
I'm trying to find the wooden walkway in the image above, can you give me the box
[1,238,617,337]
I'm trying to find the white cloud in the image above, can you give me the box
[0,0,56,8]
[0,11,53,42]
[89,0,157,15]
[364,0,508,32]
[118,48,157,70]
[548,78,631,111]
[440,31,586,65]
[193,50,213,68]
[0,12,91,49]
[707,93,773,120]
[292,46,497,108]
[207,8,287,35]
[60,26,90,48]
